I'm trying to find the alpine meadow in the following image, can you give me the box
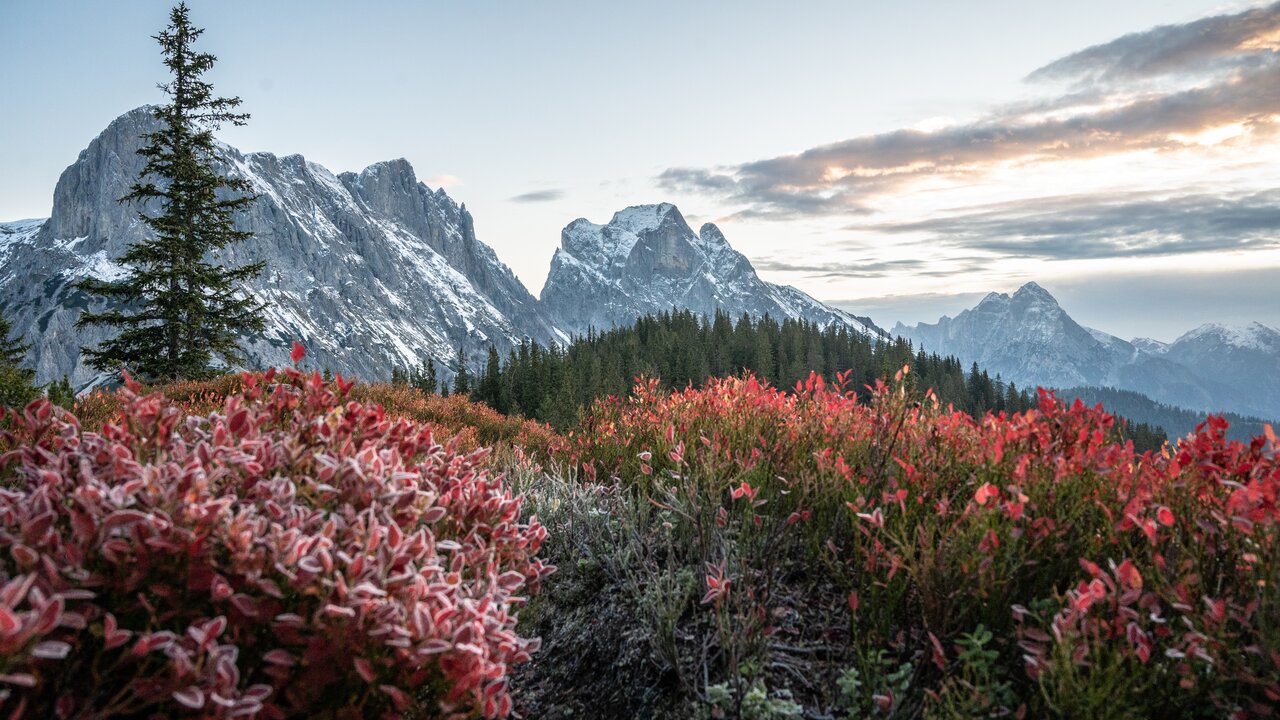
[1,2,1278,719]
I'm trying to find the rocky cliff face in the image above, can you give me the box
[893,282,1275,419]
[0,107,559,389]
[540,203,885,339]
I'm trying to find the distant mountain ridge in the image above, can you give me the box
[0,108,883,390]
[1058,385,1273,442]
[894,282,1279,420]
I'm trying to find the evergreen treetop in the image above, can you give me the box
[451,347,471,396]
[0,309,38,407]
[0,311,31,369]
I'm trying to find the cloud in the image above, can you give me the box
[509,189,565,203]
[754,256,992,280]
[869,189,1280,260]
[1027,2,1280,84]
[657,3,1280,220]
[424,174,462,188]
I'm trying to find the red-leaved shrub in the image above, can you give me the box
[561,371,1278,716]
[66,374,564,463]
[0,367,552,718]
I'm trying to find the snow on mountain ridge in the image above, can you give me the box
[1175,321,1280,352]
[610,202,682,235]
[541,203,884,339]
[1130,337,1169,354]
[895,282,1279,419]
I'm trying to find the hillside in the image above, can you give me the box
[1058,385,1274,442]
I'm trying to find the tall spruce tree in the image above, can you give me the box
[412,357,438,395]
[0,309,38,407]
[452,348,471,396]
[77,3,265,382]
[0,311,30,370]
[476,345,503,410]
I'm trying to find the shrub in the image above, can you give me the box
[0,366,552,718]
[0,365,39,410]
[536,370,1278,718]
[68,374,563,463]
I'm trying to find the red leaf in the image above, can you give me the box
[291,341,306,365]
[355,657,375,683]
[929,632,946,670]
[1115,559,1143,591]
[0,605,19,635]
[974,483,998,506]
[172,687,205,710]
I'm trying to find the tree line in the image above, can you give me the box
[393,309,1168,451]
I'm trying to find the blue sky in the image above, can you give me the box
[2,1,1277,340]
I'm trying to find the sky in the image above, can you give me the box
[2,0,1277,341]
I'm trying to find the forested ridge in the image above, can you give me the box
[393,310,1168,451]
[1058,385,1273,442]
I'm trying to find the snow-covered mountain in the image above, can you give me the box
[539,203,885,339]
[892,282,1276,419]
[0,107,560,389]
[1157,322,1280,416]
[892,282,1125,388]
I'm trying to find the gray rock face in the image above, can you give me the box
[893,283,1126,388]
[893,282,1276,419]
[0,107,559,389]
[540,203,885,338]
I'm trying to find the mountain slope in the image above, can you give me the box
[0,107,559,389]
[891,283,1137,388]
[893,282,1273,419]
[1158,322,1280,416]
[1058,386,1272,443]
[539,203,884,338]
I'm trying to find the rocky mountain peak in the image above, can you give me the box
[42,107,163,245]
[1013,281,1055,302]
[1130,337,1170,354]
[1176,321,1280,352]
[698,222,728,247]
[541,201,884,339]
[609,202,686,235]
[977,291,1008,307]
[895,282,1277,419]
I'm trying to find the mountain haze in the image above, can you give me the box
[894,283,1278,420]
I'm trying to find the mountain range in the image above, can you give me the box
[893,283,1280,421]
[0,107,884,391]
[3,108,1275,427]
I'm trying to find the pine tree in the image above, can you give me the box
[46,376,76,409]
[476,345,503,411]
[77,3,265,383]
[411,357,437,395]
[452,348,471,396]
[0,311,30,369]
[0,309,38,407]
